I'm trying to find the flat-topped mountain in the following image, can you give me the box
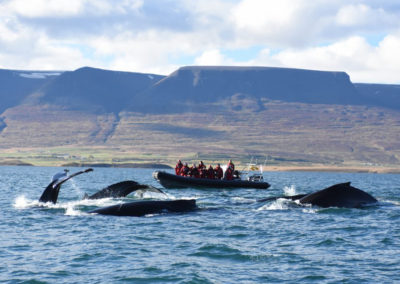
[0,65,399,167]
[1,65,399,114]
[132,66,365,113]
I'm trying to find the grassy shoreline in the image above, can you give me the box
[1,159,399,174]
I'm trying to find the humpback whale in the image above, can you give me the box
[259,182,377,208]
[89,199,197,216]
[39,169,163,204]
[39,168,93,204]
[83,181,165,200]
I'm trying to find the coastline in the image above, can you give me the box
[1,160,399,174]
[262,165,400,174]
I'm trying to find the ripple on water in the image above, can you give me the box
[2,168,400,283]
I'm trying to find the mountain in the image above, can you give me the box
[354,83,400,111]
[25,67,165,113]
[0,69,60,113]
[129,66,368,113]
[0,65,399,167]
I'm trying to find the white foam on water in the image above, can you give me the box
[283,185,297,196]
[302,207,317,214]
[232,196,255,203]
[257,198,290,211]
[381,199,400,206]
[13,195,39,209]
[65,205,85,216]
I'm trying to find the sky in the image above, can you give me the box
[1,0,400,83]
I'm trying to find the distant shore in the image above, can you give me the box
[262,165,400,174]
[1,160,399,174]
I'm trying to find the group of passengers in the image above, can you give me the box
[175,159,237,180]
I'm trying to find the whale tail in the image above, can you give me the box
[38,168,93,204]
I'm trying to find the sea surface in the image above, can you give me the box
[1,166,400,283]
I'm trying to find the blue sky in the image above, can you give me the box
[1,0,400,83]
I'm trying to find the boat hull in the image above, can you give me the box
[153,171,270,189]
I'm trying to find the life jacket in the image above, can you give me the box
[189,166,200,178]
[181,166,189,176]
[214,166,223,179]
[225,167,233,180]
[207,167,215,179]
[175,162,183,175]
[198,161,206,170]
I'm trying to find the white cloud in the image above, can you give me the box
[7,0,84,17]
[244,35,400,83]
[194,50,227,65]
[335,3,399,31]
[0,0,400,83]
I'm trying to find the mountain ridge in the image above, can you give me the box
[0,65,399,167]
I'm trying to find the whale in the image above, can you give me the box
[258,182,377,208]
[39,168,94,204]
[89,199,197,216]
[83,181,165,200]
[39,168,164,204]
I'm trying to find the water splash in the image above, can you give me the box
[70,179,83,198]
[283,185,297,196]
[65,205,84,216]
[257,198,291,211]
[13,195,39,209]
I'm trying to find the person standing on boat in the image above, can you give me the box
[227,160,235,171]
[175,160,183,175]
[207,165,215,179]
[199,167,207,178]
[198,161,206,170]
[181,163,189,176]
[224,165,234,180]
[189,164,200,178]
[214,163,223,179]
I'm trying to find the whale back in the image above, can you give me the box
[299,182,377,208]
[89,199,197,216]
[85,180,149,199]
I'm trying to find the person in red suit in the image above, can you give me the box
[227,160,235,171]
[207,165,215,179]
[175,160,183,175]
[214,163,223,179]
[181,163,189,176]
[189,164,200,178]
[198,161,206,170]
[224,165,233,180]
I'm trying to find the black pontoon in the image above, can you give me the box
[153,171,270,189]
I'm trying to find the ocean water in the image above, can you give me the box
[1,166,400,283]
